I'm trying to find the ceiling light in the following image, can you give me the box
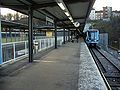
[65,12,70,16]
[68,17,72,20]
[58,2,66,10]
[56,0,74,26]
[71,20,74,23]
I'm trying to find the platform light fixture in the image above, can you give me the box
[71,20,74,23]
[68,17,72,20]
[56,0,75,25]
[65,12,70,16]
[57,2,66,10]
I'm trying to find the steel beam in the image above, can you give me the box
[9,28,12,42]
[54,20,57,49]
[58,17,86,22]
[28,7,33,62]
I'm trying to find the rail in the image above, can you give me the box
[90,47,120,89]
[89,48,112,90]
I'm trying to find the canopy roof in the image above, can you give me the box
[1,20,28,29]
[1,0,95,29]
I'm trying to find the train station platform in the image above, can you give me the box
[0,39,107,90]
[78,39,108,90]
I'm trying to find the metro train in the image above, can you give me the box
[85,29,99,46]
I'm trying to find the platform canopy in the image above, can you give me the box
[1,20,28,29]
[1,0,95,29]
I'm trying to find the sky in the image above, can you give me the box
[0,8,17,15]
[1,0,120,15]
[93,0,120,10]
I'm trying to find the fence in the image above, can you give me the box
[1,36,66,65]
[107,46,120,60]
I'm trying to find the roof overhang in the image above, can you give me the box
[1,20,28,29]
[1,0,96,30]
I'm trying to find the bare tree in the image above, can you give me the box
[13,12,20,20]
[1,14,6,20]
[6,13,13,21]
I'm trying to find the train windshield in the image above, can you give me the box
[88,31,97,40]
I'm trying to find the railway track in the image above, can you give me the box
[89,48,120,90]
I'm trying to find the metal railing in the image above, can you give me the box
[1,36,66,64]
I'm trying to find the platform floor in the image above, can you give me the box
[0,42,80,90]
[78,40,107,90]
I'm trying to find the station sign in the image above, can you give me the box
[46,16,54,26]
[46,31,53,37]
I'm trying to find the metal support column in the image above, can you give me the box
[68,29,70,42]
[19,29,21,41]
[0,9,2,64]
[28,7,33,62]
[33,29,35,40]
[9,28,12,42]
[54,20,57,49]
[71,31,73,41]
[5,28,8,43]
[74,31,76,37]
[63,28,65,44]
[15,31,16,42]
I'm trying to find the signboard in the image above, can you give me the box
[46,16,54,26]
[17,50,26,56]
[46,31,53,37]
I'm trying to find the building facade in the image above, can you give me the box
[95,11,103,20]
[89,6,117,20]
[112,11,120,17]
[103,6,112,20]
[89,8,96,20]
